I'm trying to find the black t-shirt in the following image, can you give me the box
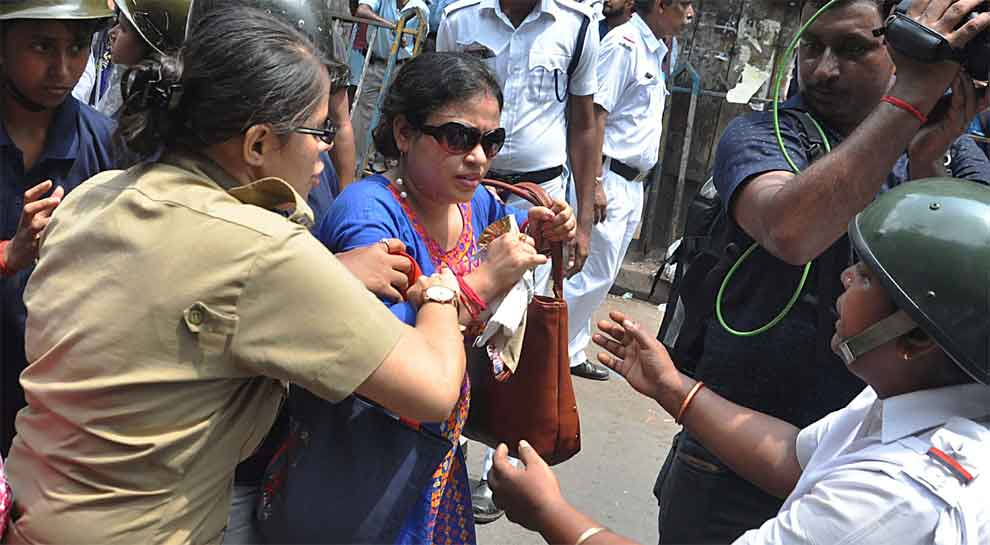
[698,95,990,428]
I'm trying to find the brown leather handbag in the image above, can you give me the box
[464,179,580,466]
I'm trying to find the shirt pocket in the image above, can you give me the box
[528,50,571,103]
[181,301,239,367]
[637,70,664,112]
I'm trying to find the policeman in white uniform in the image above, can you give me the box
[732,179,990,544]
[436,0,600,523]
[485,179,990,545]
[564,0,690,381]
[437,0,601,291]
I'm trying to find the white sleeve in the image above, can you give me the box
[72,54,97,104]
[568,15,599,97]
[795,417,829,470]
[731,469,938,545]
[436,14,456,51]
[359,0,381,11]
[593,36,632,113]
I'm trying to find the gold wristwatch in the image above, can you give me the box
[423,285,459,310]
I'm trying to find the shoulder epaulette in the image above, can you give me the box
[443,0,482,16]
[556,0,595,19]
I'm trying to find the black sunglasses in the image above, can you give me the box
[418,122,506,158]
[292,119,338,144]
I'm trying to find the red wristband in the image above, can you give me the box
[456,275,487,314]
[0,240,12,278]
[881,95,927,124]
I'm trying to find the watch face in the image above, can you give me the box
[425,285,456,303]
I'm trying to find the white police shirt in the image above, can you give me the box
[596,13,670,173]
[437,0,598,173]
[735,384,990,545]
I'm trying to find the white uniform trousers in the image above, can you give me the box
[564,168,644,367]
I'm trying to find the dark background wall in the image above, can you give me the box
[637,0,804,257]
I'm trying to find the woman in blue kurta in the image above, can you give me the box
[319,52,577,545]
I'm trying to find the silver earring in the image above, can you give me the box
[395,177,408,199]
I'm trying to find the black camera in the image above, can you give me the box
[882,0,990,82]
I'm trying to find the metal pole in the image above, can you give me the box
[639,85,675,255]
[668,64,701,246]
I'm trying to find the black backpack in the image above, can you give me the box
[654,109,828,377]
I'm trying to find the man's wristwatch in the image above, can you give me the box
[423,285,459,310]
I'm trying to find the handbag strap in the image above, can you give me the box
[481,178,565,300]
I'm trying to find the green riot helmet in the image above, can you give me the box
[188,0,340,57]
[843,179,990,385]
[117,0,192,55]
[0,0,114,20]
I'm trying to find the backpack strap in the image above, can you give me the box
[779,108,842,364]
[779,108,828,163]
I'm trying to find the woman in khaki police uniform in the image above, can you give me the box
[4,7,465,545]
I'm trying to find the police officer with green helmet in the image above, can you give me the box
[483,179,990,544]
[116,0,191,56]
[93,0,191,116]
[188,0,359,189]
[0,0,116,457]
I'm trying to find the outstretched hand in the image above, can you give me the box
[592,311,681,402]
[488,440,564,532]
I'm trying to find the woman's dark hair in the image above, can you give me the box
[117,7,332,157]
[373,52,504,159]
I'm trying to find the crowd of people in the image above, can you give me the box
[1,0,989,544]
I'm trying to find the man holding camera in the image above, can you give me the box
[653,0,990,543]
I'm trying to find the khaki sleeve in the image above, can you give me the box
[232,228,406,401]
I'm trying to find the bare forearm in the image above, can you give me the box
[533,498,639,545]
[757,103,924,265]
[655,374,802,499]
[330,89,357,188]
[355,5,393,27]
[415,303,466,384]
[568,101,600,227]
[332,122,357,188]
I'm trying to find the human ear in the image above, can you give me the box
[897,329,937,361]
[242,124,273,168]
[393,114,415,154]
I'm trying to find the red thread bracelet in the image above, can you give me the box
[881,95,927,124]
[0,240,12,278]
[456,275,487,314]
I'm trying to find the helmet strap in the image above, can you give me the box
[1,77,49,112]
[837,309,917,365]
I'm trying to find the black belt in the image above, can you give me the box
[486,165,563,184]
[604,156,646,182]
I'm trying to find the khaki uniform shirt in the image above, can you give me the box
[5,152,405,545]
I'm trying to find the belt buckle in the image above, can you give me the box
[633,169,649,183]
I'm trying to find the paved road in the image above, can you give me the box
[465,294,677,545]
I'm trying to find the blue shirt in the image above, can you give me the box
[318,174,526,324]
[0,96,115,455]
[697,94,990,429]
